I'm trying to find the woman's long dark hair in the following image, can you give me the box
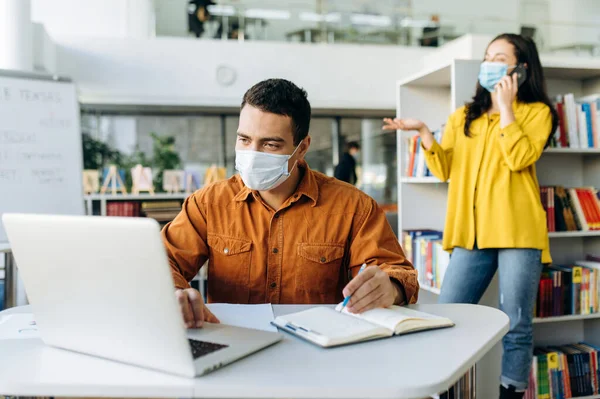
[464,33,558,146]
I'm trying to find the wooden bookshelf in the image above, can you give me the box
[397,58,600,397]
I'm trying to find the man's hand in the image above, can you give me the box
[175,288,220,328]
[342,267,404,314]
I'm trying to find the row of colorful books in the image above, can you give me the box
[401,230,449,290]
[524,342,600,399]
[106,201,141,217]
[540,186,600,232]
[403,129,443,178]
[551,93,600,149]
[433,366,476,399]
[106,200,182,225]
[537,259,600,318]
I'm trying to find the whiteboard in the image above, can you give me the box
[0,71,84,243]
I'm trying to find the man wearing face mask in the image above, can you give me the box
[162,79,418,328]
[334,141,360,185]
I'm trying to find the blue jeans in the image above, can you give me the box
[438,245,543,390]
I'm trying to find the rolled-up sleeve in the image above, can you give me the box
[348,198,419,304]
[161,194,209,289]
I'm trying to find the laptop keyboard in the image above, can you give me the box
[188,339,229,359]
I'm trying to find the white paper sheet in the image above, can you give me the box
[206,304,277,332]
[0,313,40,339]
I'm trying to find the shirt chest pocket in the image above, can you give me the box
[207,234,252,302]
[295,243,345,294]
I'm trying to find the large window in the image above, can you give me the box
[81,110,395,205]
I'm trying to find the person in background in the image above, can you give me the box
[383,34,558,399]
[188,0,214,38]
[420,14,440,47]
[163,79,418,328]
[334,141,360,185]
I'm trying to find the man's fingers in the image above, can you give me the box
[204,307,220,324]
[353,291,386,314]
[185,289,206,328]
[347,281,381,313]
[176,290,194,328]
[343,266,377,297]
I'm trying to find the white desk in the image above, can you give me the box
[0,304,508,399]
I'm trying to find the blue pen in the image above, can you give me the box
[339,262,367,312]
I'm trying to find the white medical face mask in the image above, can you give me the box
[235,143,301,191]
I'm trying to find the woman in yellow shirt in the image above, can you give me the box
[384,34,558,399]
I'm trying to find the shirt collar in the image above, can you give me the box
[232,160,319,206]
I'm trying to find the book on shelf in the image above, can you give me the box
[0,278,4,311]
[433,366,476,399]
[141,200,182,224]
[540,186,600,232]
[106,201,141,217]
[402,230,448,290]
[535,260,599,318]
[525,342,600,399]
[552,93,600,149]
[403,129,443,177]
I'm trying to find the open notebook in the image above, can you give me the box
[272,305,454,348]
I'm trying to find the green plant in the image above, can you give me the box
[151,133,182,192]
[82,133,123,170]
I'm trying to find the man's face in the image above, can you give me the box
[236,105,308,159]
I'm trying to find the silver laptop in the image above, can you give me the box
[2,213,282,378]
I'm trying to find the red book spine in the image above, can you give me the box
[576,189,595,229]
[586,189,600,229]
[549,187,556,232]
[556,101,569,147]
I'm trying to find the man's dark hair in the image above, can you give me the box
[241,79,311,145]
[346,141,360,151]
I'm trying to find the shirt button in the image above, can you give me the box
[224,248,229,254]
[270,282,277,289]
[320,257,326,263]
[273,248,279,254]
[500,133,504,137]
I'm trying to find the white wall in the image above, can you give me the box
[411,0,520,37]
[32,23,57,74]
[548,0,600,50]
[56,37,432,109]
[31,0,155,39]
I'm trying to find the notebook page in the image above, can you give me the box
[335,304,451,332]
[279,307,389,339]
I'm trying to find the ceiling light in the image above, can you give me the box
[350,13,392,27]
[299,12,341,23]
[245,9,291,20]
[206,5,236,16]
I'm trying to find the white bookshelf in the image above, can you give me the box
[397,58,600,397]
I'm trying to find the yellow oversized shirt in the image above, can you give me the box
[424,101,552,264]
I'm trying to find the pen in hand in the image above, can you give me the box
[339,263,367,313]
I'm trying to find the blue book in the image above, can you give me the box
[582,103,594,148]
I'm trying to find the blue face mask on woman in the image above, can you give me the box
[478,61,516,93]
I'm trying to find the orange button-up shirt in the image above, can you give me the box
[162,162,418,305]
